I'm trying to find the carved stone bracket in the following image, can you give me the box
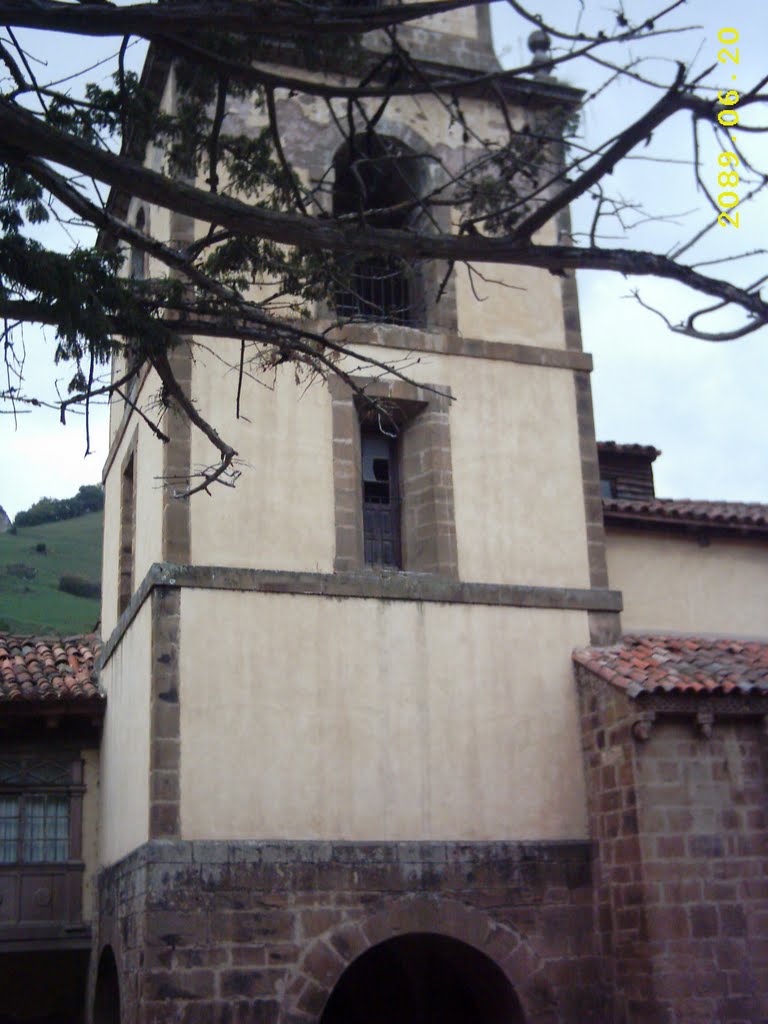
[632,711,656,742]
[696,709,715,739]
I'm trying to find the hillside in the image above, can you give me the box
[0,511,103,636]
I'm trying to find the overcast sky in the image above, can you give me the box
[493,0,768,502]
[1,0,767,518]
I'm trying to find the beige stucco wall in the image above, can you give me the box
[606,528,768,637]
[454,221,568,348]
[408,4,480,39]
[444,353,589,586]
[189,340,590,587]
[188,345,336,571]
[101,392,164,638]
[98,600,152,865]
[179,589,590,840]
[80,747,99,920]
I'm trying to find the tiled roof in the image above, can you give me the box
[0,635,102,702]
[574,634,768,698]
[597,441,661,460]
[603,497,768,533]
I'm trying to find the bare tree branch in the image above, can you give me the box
[2,99,766,328]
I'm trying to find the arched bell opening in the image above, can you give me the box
[319,931,527,1024]
[332,133,431,328]
[92,945,121,1024]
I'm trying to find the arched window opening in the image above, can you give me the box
[130,207,147,280]
[93,946,121,1024]
[320,932,526,1024]
[333,134,427,327]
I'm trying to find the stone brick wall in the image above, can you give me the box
[578,672,649,1020]
[89,839,605,1024]
[578,668,768,1024]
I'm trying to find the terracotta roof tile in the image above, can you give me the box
[603,497,768,532]
[0,635,103,703]
[574,635,768,698]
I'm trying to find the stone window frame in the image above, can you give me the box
[330,375,458,577]
[118,431,138,618]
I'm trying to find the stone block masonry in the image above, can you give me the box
[577,667,768,1024]
[89,839,606,1024]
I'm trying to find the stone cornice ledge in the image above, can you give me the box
[99,563,622,670]
[103,837,592,876]
[311,320,594,372]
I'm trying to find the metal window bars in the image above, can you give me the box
[335,256,415,327]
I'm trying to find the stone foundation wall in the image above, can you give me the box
[89,839,604,1024]
[578,668,768,1024]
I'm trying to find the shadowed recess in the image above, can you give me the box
[320,932,526,1024]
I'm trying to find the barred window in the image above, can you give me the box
[333,133,426,326]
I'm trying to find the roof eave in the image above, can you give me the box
[603,510,768,539]
[0,696,106,723]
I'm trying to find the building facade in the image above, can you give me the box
[1,6,766,1024]
[93,7,621,1022]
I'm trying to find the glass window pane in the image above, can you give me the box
[22,795,69,862]
[0,796,19,863]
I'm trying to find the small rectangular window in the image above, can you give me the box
[331,376,457,577]
[361,431,401,567]
[118,446,137,616]
[599,478,616,498]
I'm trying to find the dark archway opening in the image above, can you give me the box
[92,946,121,1024]
[333,133,427,327]
[0,949,89,1024]
[319,932,526,1024]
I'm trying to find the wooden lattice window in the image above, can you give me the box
[0,757,80,865]
[0,755,86,931]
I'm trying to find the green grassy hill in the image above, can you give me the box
[0,512,103,636]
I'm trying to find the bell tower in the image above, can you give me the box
[93,11,619,1023]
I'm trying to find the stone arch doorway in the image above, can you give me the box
[319,932,526,1024]
[92,945,121,1024]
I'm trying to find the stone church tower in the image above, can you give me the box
[94,7,620,1021]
